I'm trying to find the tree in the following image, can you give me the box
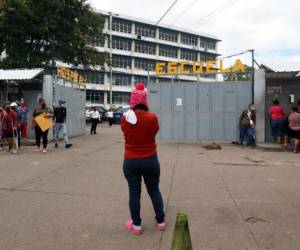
[224,65,252,81]
[0,0,106,69]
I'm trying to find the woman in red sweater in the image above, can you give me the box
[121,83,166,235]
[269,100,285,143]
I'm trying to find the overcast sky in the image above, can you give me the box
[89,0,300,67]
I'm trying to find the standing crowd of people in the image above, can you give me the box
[238,99,300,153]
[269,99,300,153]
[0,97,72,154]
[0,99,28,154]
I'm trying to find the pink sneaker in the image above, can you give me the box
[34,147,41,152]
[156,222,167,231]
[125,220,143,235]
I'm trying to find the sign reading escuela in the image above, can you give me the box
[57,66,85,86]
[155,59,246,75]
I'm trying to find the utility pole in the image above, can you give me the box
[109,12,113,110]
[250,49,255,104]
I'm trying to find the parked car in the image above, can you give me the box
[113,107,130,124]
[86,109,92,123]
[98,106,108,121]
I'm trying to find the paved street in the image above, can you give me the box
[0,124,300,250]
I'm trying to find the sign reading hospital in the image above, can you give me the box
[57,66,85,85]
[155,59,246,75]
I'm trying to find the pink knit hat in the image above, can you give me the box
[130,83,148,109]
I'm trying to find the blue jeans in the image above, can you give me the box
[55,123,69,145]
[240,125,254,146]
[123,154,165,226]
[271,119,284,138]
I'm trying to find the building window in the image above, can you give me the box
[86,90,104,104]
[109,73,131,86]
[134,75,148,85]
[159,45,178,58]
[200,53,216,61]
[159,28,178,42]
[207,40,216,50]
[135,23,156,38]
[135,41,156,55]
[88,35,105,47]
[84,71,105,84]
[181,33,198,46]
[107,92,131,105]
[109,37,132,51]
[134,58,155,71]
[181,49,198,61]
[200,39,216,50]
[110,18,131,34]
[112,55,131,69]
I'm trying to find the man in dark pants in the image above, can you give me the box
[90,107,100,134]
[54,100,72,149]
[239,103,256,148]
[107,109,114,127]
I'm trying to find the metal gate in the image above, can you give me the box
[54,83,86,138]
[148,81,252,141]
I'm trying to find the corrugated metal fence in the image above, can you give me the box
[148,81,252,141]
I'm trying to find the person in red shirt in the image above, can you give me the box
[269,100,285,143]
[121,83,166,235]
[2,105,17,154]
[0,106,4,150]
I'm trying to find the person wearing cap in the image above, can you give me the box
[53,100,72,149]
[121,83,166,236]
[10,102,23,149]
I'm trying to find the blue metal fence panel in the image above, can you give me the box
[148,81,251,141]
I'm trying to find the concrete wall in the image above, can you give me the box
[254,69,266,143]
[54,82,86,138]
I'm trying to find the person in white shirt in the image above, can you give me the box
[90,107,100,134]
[107,109,114,127]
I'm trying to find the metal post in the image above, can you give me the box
[109,12,113,109]
[250,49,255,104]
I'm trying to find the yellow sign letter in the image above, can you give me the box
[206,61,217,73]
[156,62,166,75]
[168,62,178,75]
[232,59,246,72]
[180,61,191,74]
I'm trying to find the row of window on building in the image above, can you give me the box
[106,37,217,60]
[112,54,217,70]
[86,91,130,105]
[108,18,217,49]
[82,70,215,86]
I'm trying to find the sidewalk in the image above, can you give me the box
[0,124,300,250]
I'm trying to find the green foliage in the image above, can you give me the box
[0,0,106,69]
[224,65,252,81]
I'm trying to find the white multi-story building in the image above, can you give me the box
[83,10,221,108]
